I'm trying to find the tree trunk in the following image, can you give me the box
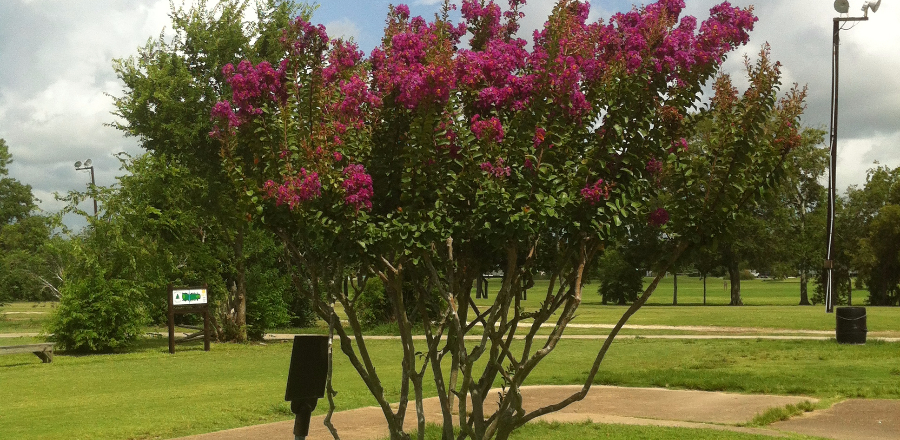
[798,269,811,305]
[233,226,247,342]
[847,275,853,306]
[672,272,678,305]
[702,275,707,305]
[726,254,742,306]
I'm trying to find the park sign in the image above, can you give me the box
[172,288,207,305]
[167,284,210,353]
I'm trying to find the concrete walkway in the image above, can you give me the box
[261,333,900,342]
[772,399,900,440]
[171,385,840,440]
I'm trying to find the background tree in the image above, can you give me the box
[663,52,807,306]
[855,204,900,305]
[765,127,827,304]
[843,164,900,305]
[595,247,643,305]
[815,164,900,305]
[111,0,310,341]
[686,243,721,304]
[0,138,57,304]
[48,152,313,350]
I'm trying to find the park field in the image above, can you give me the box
[2,277,897,439]
[2,336,898,439]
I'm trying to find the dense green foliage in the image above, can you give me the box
[0,139,58,304]
[595,248,644,305]
[48,151,313,349]
[45,251,147,352]
[111,0,313,341]
[816,164,900,305]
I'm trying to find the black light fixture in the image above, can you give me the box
[74,159,97,216]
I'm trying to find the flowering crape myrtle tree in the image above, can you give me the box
[210,1,802,439]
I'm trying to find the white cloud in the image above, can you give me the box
[325,18,362,43]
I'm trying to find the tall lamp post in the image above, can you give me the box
[825,0,881,313]
[74,159,98,216]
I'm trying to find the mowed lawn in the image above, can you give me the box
[2,277,898,439]
[469,276,900,333]
[2,336,899,440]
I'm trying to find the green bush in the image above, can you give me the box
[353,279,443,328]
[355,280,393,328]
[739,269,757,280]
[596,249,643,305]
[246,269,293,340]
[46,262,147,352]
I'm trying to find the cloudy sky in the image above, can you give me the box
[1,0,898,228]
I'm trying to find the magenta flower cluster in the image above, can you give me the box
[333,74,382,129]
[263,168,321,210]
[645,158,663,175]
[649,207,670,226]
[221,60,287,123]
[581,179,611,205]
[210,0,760,221]
[370,5,461,110]
[471,115,504,143]
[281,17,329,58]
[480,157,511,178]
[533,127,547,149]
[342,164,374,212]
[323,39,363,84]
[669,138,689,153]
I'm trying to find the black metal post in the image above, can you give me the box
[826,19,840,314]
[826,16,867,314]
[74,161,98,216]
[89,166,97,216]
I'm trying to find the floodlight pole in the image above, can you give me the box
[825,15,867,314]
[74,162,98,216]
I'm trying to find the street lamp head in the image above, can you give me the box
[835,0,850,13]
[862,0,881,16]
[83,159,92,167]
[74,161,82,168]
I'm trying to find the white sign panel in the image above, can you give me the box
[173,288,208,305]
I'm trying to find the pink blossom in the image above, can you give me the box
[480,157,511,178]
[581,179,611,205]
[471,115,504,143]
[669,138,688,153]
[222,60,287,123]
[649,208,670,226]
[263,169,321,210]
[342,164,374,212]
[645,158,663,174]
[533,127,546,148]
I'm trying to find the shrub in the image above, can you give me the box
[596,249,644,305]
[46,261,147,352]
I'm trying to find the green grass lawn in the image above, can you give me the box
[0,301,55,333]
[2,280,897,439]
[473,276,867,307]
[2,335,898,439]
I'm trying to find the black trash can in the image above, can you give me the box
[835,306,867,344]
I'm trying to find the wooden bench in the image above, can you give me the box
[0,343,55,363]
